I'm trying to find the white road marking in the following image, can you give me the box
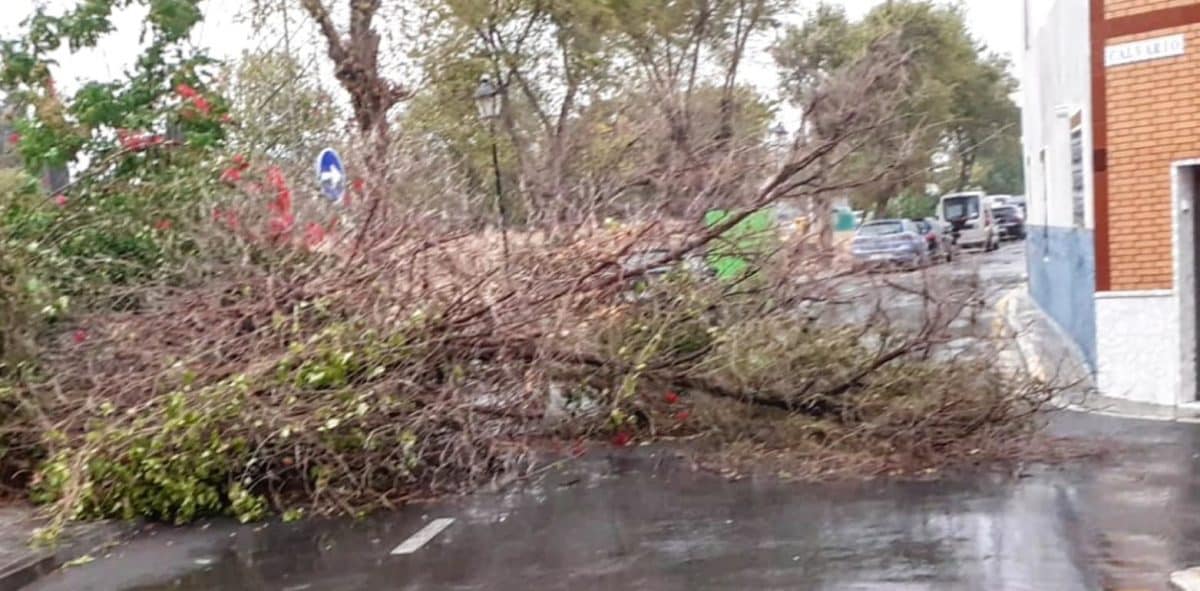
[390,518,456,555]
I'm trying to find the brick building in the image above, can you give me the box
[1024,0,1200,404]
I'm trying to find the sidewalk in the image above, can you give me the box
[0,504,128,591]
[997,286,1200,422]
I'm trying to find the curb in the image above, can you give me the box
[994,287,1093,393]
[0,552,55,591]
[0,520,131,591]
[1172,567,1200,591]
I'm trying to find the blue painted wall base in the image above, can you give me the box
[1026,226,1097,371]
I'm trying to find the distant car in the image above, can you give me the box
[851,219,930,269]
[915,217,955,263]
[991,205,1026,240]
[938,192,999,251]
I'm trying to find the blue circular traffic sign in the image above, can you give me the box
[315,148,346,203]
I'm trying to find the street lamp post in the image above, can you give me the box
[474,75,509,265]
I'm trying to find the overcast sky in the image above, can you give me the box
[5,0,1025,108]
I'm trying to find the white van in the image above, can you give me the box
[938,192,998,251]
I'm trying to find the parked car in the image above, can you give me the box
[1009,195,1027,218]
[991,204,1026,240]
[937,191,998,251]
[914,217,955,263]
[851,219,930,269]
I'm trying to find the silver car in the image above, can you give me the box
[851,219,930,269]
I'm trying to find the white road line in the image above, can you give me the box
[390,518,456,555]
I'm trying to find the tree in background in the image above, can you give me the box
[220,50,341,174]
[396,0,784,224]
[774,1,1022,213]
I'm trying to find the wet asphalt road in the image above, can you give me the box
[34,242,1193,591]
[24,411,1200,591]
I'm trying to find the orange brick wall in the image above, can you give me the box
[1107,0,1197,18]
[1105,23,1200,290]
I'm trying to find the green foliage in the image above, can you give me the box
[32,384,256,524]
[887,192,937,220]
[0,169,56,370]
[0,0,236,305]
[3,0,225,172]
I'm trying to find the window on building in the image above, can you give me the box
[1070,126,1085,227]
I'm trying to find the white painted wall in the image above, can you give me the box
[1021,0,1093,230]
[1096,293,1180,405]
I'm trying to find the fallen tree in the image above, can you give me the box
[0,16,1062,534]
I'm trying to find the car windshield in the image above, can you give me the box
[943,196,980,220]
[857,221,904,236]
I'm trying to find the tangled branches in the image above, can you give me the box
[0,37,1060,531]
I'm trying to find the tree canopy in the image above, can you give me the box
[773,0,1022,213]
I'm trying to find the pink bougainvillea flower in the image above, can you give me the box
[192,95,212,115]
[351,178,365,193]
[610,431,633,447]
[72,329,87,344]
[232,154,248,168]
[663,391,680,405]
[212,208,240,231]
[221,113,234,124]
[6,132,19,145]
[53,194,68,207]
[303,222,326,250]
[154,219,173,231]
[175,83,199,99]
[220,166,242,184]
[266,167,293,219]
[116,130,164,152]
[268,213,295,238]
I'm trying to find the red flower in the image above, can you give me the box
[154,219,173,231]
[6,132,19,145]
[213,208,240,230]
[268,213,295,238]
[266,167,293,219]
[175,83,199,99]
[610,431,633,447]
[663,391,680,405]
[304,222,326,250]
[192,95,212,115]
[53,194,68,207]
[72,329,87,344]
[674,411,691,422]
[232,154,248,168]
[117,130,164,152]
[351,178,365,193]
[220,166,242,184]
